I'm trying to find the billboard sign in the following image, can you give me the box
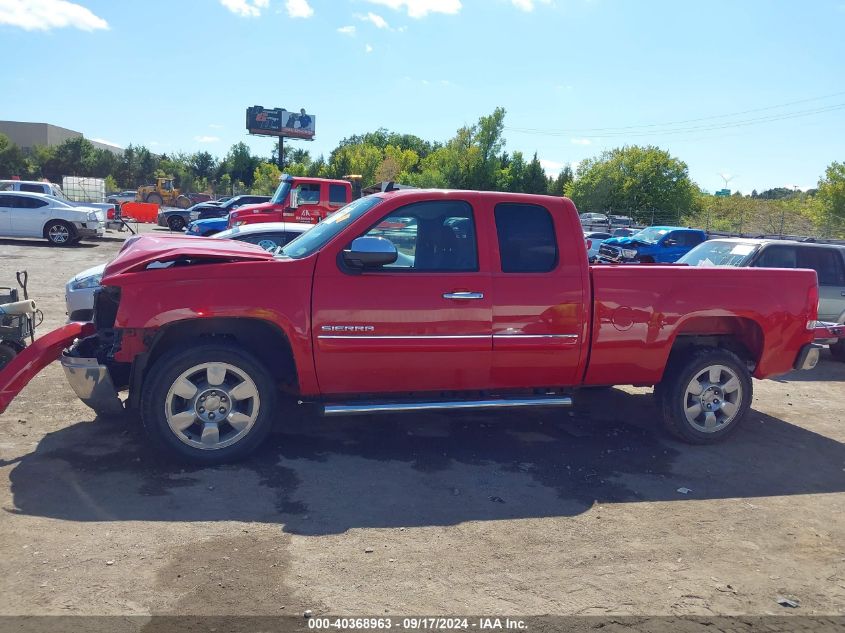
[246,105,315,140]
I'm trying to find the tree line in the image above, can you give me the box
[0,107,842,237]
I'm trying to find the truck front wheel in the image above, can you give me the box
[140,344,277,464]
[657,348,752,444]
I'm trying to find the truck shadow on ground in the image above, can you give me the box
[7,386,845,535]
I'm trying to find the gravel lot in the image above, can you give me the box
[1,227,844,618]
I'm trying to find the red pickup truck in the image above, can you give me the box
[228,175,353,228]
[0,190,823,464]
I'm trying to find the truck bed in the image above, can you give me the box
[584,264,818,385]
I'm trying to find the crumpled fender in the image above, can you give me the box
[0,322,95,415]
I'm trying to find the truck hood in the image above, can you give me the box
[602,236,652,248]
[102,234,275,277]
[231,202,277,216]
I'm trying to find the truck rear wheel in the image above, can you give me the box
[657,348,751,444]
[140,344,277,464]
[830,339,845,362]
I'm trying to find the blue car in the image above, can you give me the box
[186,216,229,236]
[597,226,707,263]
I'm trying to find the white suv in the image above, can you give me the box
[0,191,105,245]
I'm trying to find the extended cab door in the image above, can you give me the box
[311,198,492,394]
[490,200,588,388]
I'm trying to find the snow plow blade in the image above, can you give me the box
[0,322,95,415]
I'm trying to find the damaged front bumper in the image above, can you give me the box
[0,322,95,415]
[61,345,124,415]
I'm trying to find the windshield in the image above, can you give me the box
[678,241,760,267]
[270,179,292,205]
[630,227,670,243]
[281,196,384,259]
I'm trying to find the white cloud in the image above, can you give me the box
[194,135,221,143]
[365,43,374,53]
[364,0,462,18]
[220,0,269,18]
[539,159,564,176]
[510,0,552,11]
[360,11,390,28]
[285,0,314,18]
[337,25,356,35]
[570,138,591,145]
[0,0,108,31]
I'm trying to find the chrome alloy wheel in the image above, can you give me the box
[683,364,742,433]
[48,224,70,243]
[165,362,261,450]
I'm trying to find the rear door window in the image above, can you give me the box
[19,184,45,194]
[796,247,845,287]
[494,203,558,273]
[754,245,798,269]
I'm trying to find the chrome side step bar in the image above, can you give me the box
[322,396,573,417]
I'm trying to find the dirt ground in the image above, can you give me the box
[0,227,844,619]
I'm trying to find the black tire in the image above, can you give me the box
[140,343,277,464]
[639,256,655,263]
[0,343,17,371]
[146,192,164,206]
[44,220,77,246]
[203,229,221,237]
[830,339,845,362]
[175,195,192,209]
[167,215,186,231]
[657,347,752,444]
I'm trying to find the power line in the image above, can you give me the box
[504,90,845,135]
[505,102,845,138]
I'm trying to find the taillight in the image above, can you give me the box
[107,208,115,220]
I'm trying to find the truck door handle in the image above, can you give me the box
[443,292,484,300]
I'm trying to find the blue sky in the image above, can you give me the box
[1,0,843,193]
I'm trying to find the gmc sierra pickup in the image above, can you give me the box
[0,190,824,463]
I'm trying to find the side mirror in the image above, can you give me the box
[289,190,299,209]
[343,236,398,268]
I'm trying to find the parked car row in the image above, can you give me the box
[156,195,271,231]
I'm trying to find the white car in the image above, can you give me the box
[0,191,105,245]
[65,221,312,321]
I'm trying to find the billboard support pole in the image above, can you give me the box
[278,136,285,170]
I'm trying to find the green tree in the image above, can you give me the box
[566,145,696,224]
[190,151,217,180]
[817,161,845,237]
[0,133,27,178]
[251,162,282,195]
[523,152,548,194]
[225,142,260,187]
[547,165,573,196]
